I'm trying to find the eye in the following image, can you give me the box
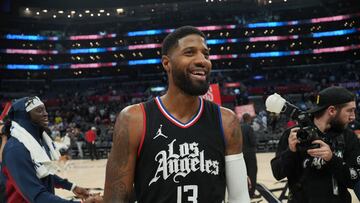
[184,50,194,56]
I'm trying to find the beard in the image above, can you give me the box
[329,113,347,133]
[171,65,210,96]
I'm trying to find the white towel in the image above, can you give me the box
[11,121,61,179]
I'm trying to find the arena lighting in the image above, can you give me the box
[90,13,94,17]
[85,10,90,13]
[53,15,56,18]
[4,27,360,56]
[150,86,166,92]
[25,8,29,11]
[79,14,82,17]
[67,15,71,18]
[70,62,117,69]
[313,44,360,54]
[36,12,40,15]
[3,49,59,54]
[125,13,360,36]
[116,8,124,13]
[69,47,118,54]
[6,64,59,70]
[42,9,47,13]
[127,29,172,37]
[106,13,110,16]
[128,43,162,50]
[69,33,117,40]
[128,59,161,65]
[4,44,360,70]
[99,9,104,13]
[250,51,302,58]
[5,34,59,41]
[71,11,75,14]
[58,10,64,14]
[209,54,239,60]
[253,75,264,80]
[311,28,357,38]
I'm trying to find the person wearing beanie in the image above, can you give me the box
[271,86,360,203]
[0,96,102,203]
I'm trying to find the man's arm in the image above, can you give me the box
[103,104,143,203]
[53,174,74,190]
[53,175,90,200]
[220,107,250,203]
[3,146,80,203]
[221,107,242,155]
[270,127,301,181]
[316,131,360,188]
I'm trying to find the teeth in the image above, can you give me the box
[192,71,205,75]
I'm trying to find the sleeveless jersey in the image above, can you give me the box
[135,96,226,203]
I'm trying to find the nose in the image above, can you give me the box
[193,53,211,68]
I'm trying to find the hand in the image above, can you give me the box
[288,127,300,152]
[73,186,90,200]
[83,194,103,203]
[307,140,333,161]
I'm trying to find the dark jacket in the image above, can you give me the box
[271,126,360,203]
[241,123,257,154]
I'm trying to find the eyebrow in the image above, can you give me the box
[182,46,210,53]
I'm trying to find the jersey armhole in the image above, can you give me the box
[217,105,226,146]
[137,103,147,157]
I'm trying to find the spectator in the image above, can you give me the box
[85,126,98,160]
[241,113,258,198]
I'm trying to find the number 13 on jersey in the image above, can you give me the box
[177,185,198,203]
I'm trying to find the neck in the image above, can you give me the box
[313,116,330,133]
[160,89,201,123]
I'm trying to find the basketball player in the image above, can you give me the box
[104,26,250,203]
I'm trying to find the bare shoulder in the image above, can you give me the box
[219,106,242,155]
[114,103,144,146]
[104,103,144,202]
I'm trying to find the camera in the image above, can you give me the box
[265,93,320,151]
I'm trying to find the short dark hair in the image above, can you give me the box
[161,26,206,56]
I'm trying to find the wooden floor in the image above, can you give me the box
[56,152,358,202]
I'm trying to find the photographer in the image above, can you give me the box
[271,86,360,203]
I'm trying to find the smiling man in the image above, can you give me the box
[104,26,250,203]
[0,96,101,203]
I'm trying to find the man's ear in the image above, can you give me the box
[161,55,170,73]
[328,105,337,116]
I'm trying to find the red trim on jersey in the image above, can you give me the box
[137,103,147,157]
[3,166,30,203]
[155,97,204,129]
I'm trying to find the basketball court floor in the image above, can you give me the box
[56,152,358,202]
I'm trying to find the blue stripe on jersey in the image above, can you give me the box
[156,96,203,128]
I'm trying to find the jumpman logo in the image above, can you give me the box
[153,124,168,139]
